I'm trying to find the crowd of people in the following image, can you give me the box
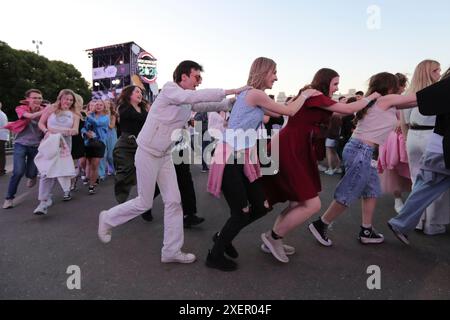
[1,58,449,272]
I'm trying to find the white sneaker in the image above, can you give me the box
[33,201,48,215]
[318,164,327,172]
[45,197,53,208]
[98,211,112,243]
[3,199,13,209]
[260,243,296,256]
[423,224,446,236]
[261,231,289,263]
[394,198,404,214]
[324,168,336,176]
[161,252,196,264]
[335,167,343,174]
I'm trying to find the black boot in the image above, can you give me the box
[213,232,239,259]
[183,214,205,228]
[205,250,238,272]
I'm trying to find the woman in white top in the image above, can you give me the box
[402,59,449,235]
[34,89,80,215]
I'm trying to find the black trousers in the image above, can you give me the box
[211,163,268,257]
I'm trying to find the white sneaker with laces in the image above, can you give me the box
[161,252,196,264]
[33,201,48,215]
[3,199,13,209]
[261,231,289,263]
[394,198,404,214]
[260,243,296,256]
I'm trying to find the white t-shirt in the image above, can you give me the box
[425,132,443,154]
[0,110,9,141]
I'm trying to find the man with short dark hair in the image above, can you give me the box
[3,89,45,209]
[98,60,247,264]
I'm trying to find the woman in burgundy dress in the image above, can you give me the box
[261,68,380,263]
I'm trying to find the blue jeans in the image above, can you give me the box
[334,138,381,206]
[6,143,39,199]
[389,170,450,234]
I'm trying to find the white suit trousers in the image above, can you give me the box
[103,147,184,257]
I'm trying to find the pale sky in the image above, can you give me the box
[2,0,450,97]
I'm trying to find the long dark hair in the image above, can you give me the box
[354,72,399,124]
[116,85,147,110]
[294,68,339,100]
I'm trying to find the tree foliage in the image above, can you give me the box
[0,41,91,120]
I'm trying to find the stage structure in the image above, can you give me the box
[86,42,158,102]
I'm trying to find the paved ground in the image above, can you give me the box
[0,155,449,300]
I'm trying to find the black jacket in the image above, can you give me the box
[417,77,450,169]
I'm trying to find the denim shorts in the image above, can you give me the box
[334,138,381,206]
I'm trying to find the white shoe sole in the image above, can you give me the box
[161,255,196,264]
[98,211,112,243]
[359,236,384,244]
[260,243,295,256]
[308,224,333,247]
[260,233,289,263]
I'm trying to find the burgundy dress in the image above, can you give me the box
[263,95,337,204]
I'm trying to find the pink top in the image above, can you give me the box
[207,142,261,198]
[352,104,398,146]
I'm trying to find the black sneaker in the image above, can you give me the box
[213,232,239,259]
[308,219,333,246]
[205,250,238,272]
[387,222,410,245]
[183,215,205,228]
[359,227,384,244]
[88,186,96,195]
[141,209,153,222]
[63,191,72,201]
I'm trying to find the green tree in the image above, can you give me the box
[0,41,91,120]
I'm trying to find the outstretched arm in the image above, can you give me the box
[247,88,320,117]
[191,98,234,112]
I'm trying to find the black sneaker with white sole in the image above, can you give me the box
[88,186,96,195]
[63,191,72,201]
[359,227,384,244]
[308,219,332,246]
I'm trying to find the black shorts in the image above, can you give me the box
[85,140,106,158]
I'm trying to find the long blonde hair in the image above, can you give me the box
[407,59,440,94]
[53,89,81,117]
[247,57,276,90]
